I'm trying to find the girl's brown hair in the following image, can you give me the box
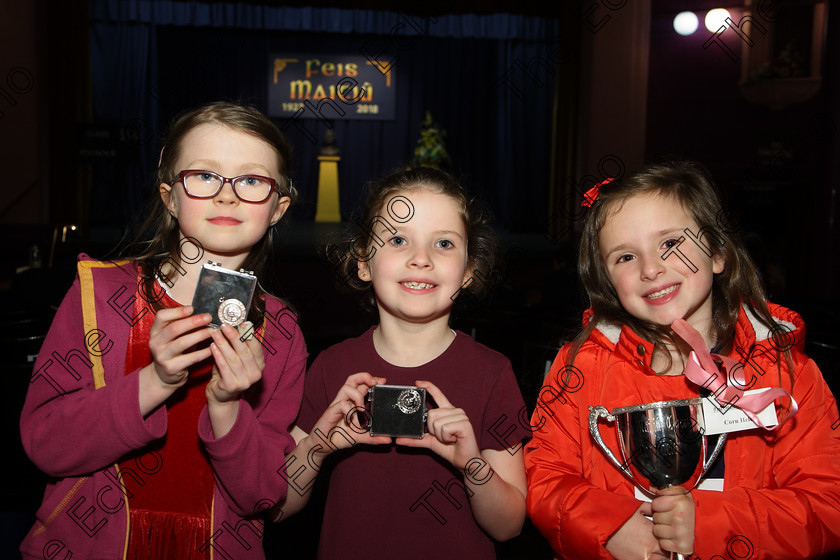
[569,160,793,385]
[325,165,497,311]
[126,101,297,324]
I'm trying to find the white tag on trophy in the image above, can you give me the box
[701,388,778,435]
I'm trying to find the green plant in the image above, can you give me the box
[412,111,451,169]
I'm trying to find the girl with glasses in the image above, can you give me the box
[20,101,306,559]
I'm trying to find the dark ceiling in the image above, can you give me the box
[188,0,562,17]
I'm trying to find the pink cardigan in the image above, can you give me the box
[20,255,307,559]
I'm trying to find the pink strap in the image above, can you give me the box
[672,319,798,430]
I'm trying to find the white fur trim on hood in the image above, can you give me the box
[593,304,796,347]
[742,304,796,343]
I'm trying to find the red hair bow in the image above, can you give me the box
[581,177,614,207]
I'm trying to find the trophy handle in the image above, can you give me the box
[588,406,633,481]
[702,432,727,477]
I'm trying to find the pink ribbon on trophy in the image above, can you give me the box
[671,318,798,430]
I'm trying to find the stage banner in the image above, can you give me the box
[268,54,395,121]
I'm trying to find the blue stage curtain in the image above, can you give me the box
[89,0,561,231]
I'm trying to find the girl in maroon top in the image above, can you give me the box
[277,166,529,559]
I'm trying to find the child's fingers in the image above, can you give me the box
[208,342,237,387]
[151,307,211,339]
[148,311,213,382]
[207,348,250,402]
[654,486,689,497]
[216,323,261,366]
[234,322,266,370]
[333,372,386,406]
[331,399,371,435]
[165,346,213,374]
[655,535,693,556]
[651,490,695,556]
[606,502,670,560]
[330,386,368,409]
[312,400,391,455]
[206,326,265,403]
[401,407,481,469]
[149,312,213,363]
[651,524,677,540]
[395,433,435,449]
[639,502,654,517]
[345,371,386,389]
[651,486,691,513]
[210,330,262,384]
[164,325,214,357]
[415,380,451,408]
[235,320,257,340]
[319,398,352,427]
[152,305,195,325]
[248,340,266,371]
[331,399,391,446]
[426,409,471,443]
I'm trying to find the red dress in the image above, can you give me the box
[119,285,214,559]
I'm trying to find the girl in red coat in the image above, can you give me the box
[525,160,840,559]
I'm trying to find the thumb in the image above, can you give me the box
[395,434,434,449]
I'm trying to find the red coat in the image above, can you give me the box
[525,303,840,559]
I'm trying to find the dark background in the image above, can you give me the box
[1,0,838,558]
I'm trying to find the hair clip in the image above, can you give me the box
[581,177,614,207]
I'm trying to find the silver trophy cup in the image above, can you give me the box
[589,398,726,560]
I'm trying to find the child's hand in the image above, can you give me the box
[307,372,392,465]
[206,322,265,404]
[651,487,695,556]
[148,306,213,387]
[395,380,480,470]
[606,502,669,560]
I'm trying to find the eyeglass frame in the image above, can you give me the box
[174,169,288,203]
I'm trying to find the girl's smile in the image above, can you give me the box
[399,280,438,292]
[600,193,724,340]
[358,187,470,326]
[643,282,680,303]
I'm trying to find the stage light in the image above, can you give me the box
[673,11,699,35]
[705,8,731,32]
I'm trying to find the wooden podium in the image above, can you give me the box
[315,155,341,222]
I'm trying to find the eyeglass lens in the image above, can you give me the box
[184,171,273,202]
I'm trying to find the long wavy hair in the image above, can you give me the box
[123,101,297,324]
[568,160,793,386]
[324,165,497,312]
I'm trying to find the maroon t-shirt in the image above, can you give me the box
[296,327,530,560]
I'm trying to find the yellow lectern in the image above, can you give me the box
[315,155,341,222]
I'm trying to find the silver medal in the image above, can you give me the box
[218,298,247,326]
[394,389,422,415]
